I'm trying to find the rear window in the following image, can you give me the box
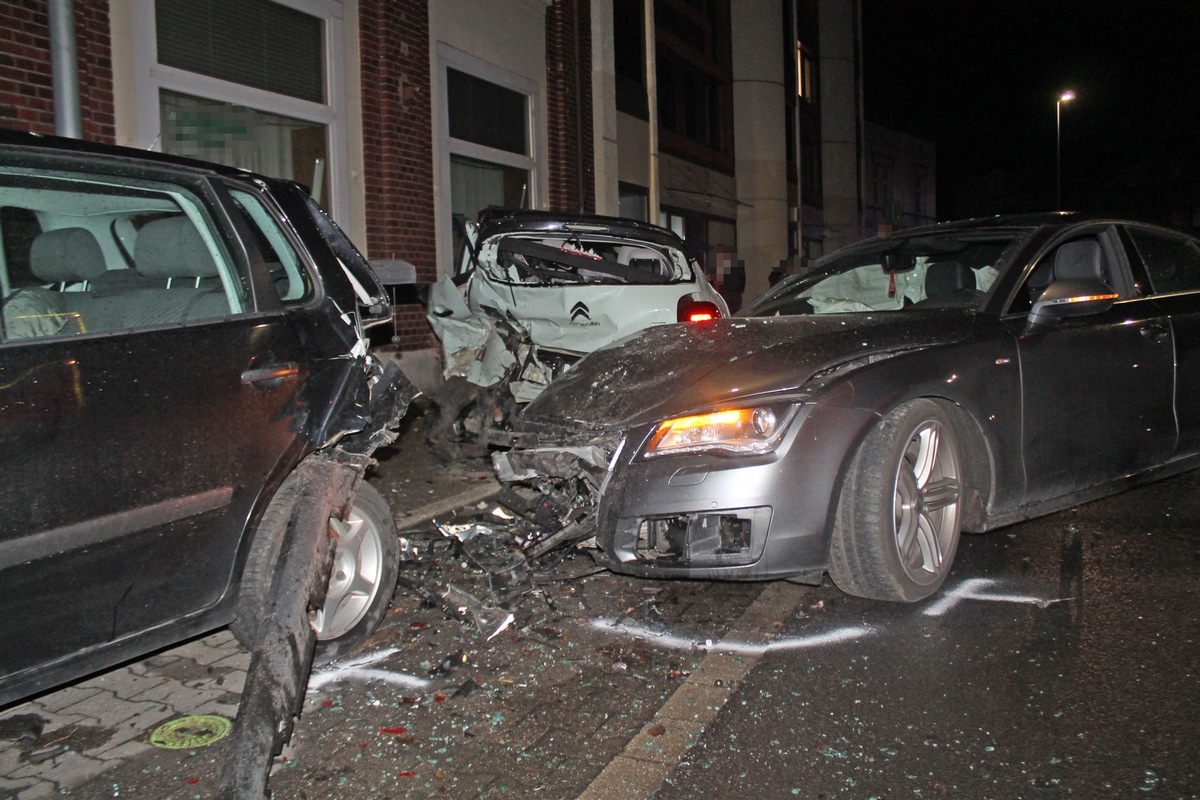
[477,233,692,287]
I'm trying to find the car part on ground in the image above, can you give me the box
[488,213,1200,602]
[424,210,727,460]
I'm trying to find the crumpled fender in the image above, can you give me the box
[427,276,516,387]
[309,356,419,455]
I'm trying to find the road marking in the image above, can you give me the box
[922,577,1070,616]
[590,617,874,655]
[307,647,431,691]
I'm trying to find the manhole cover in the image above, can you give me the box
[149,715,233,749]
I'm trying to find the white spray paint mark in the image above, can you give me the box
[590,618,874,655]
[306,647,432,691]
[922,577,1070,616]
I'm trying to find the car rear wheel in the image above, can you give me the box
[828,399,962,602]
[233,479,399,664]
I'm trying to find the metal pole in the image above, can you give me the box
[1055,99,1062,209]
[48,0,82,139]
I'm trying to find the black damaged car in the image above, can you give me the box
[496,214,1200,601]
[0,130,416,705]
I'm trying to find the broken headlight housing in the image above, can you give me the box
[643,404,797,458]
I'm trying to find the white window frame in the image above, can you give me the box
[436,43,540,276]
[130,0,351,224]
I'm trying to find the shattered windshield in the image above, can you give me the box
[744,229,1031,316]
[476,233,692,287]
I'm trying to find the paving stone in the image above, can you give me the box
[7,778,56,800]
[90,702,175,756]
[576,755,675,800]
[655,680,734,725]
[94,739,154,764]
[7,749,108,788]
[167,635,240,668]
[128,678,234,710]
[57,690,162,729]
[77,667,172,702]
[621,716,706,765]
[8,685,100,716]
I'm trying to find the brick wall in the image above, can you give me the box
[0,0,114,142]
[359,0,438,351]
[545,0,596,214]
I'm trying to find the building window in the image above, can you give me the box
[912,166,927,218]
[155,0,324,104]
[614,0,649,119]
[654,0,733,172]
[447,68,528,156]
[619,182,649,221]
[872,160,894,216]
[796,43,816,104]
[160,91,331,208]
[133,0,348,219]
[439,47,538,269]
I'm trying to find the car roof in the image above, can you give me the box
[0,128,292,188]
[474,208,687,248]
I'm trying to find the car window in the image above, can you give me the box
[1009,233,1126,315]
[228,187,313,303]
[0,169,247,343]
[1127,227,1200,296]
[745,231,1021,317]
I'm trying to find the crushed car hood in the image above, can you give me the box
[522,312,977,429]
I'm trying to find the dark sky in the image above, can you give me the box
[861,0,1200,226]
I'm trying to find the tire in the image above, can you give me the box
[828,399,963,602]
[233,479,400,664]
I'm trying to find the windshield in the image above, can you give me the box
[475,232,693,287]
[744,229,1031,317]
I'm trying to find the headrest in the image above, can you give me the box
[135,216,219,279]
[1053,239,1105,282]
[925,260,974,296]
[30,227,108,283]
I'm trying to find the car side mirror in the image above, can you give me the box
[1028,277,1119,327]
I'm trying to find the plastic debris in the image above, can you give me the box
[442,584,515,640]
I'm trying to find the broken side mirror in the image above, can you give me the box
[1027,277,1119,327]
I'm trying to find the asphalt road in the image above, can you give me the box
[658,470,1200,799]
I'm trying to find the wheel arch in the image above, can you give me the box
[923,394,996,533]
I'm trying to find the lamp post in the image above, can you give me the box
[1056,91,1075,209]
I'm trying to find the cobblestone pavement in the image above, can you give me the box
[0,406,810,799]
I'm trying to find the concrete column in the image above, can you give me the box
[819,0,863,253]
[732,0,789,303]
[591,0,620,215]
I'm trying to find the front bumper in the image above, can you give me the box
[497,402,877,581]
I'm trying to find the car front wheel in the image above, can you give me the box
[828,399,962,602]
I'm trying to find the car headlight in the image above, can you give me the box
[645,404,796,457]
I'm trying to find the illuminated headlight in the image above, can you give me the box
[645,405,796,457]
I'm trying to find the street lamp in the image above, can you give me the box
[1056,91,1075,209]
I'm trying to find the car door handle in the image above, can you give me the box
[241,362,300,387]
[1139,323,1169,343]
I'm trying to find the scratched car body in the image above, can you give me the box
[495,213,1200,601]
[0,131,415,705]
[424,210,727,459]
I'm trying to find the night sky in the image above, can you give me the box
[862,0,1200,227]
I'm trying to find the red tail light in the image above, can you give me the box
[677,297,723,323]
